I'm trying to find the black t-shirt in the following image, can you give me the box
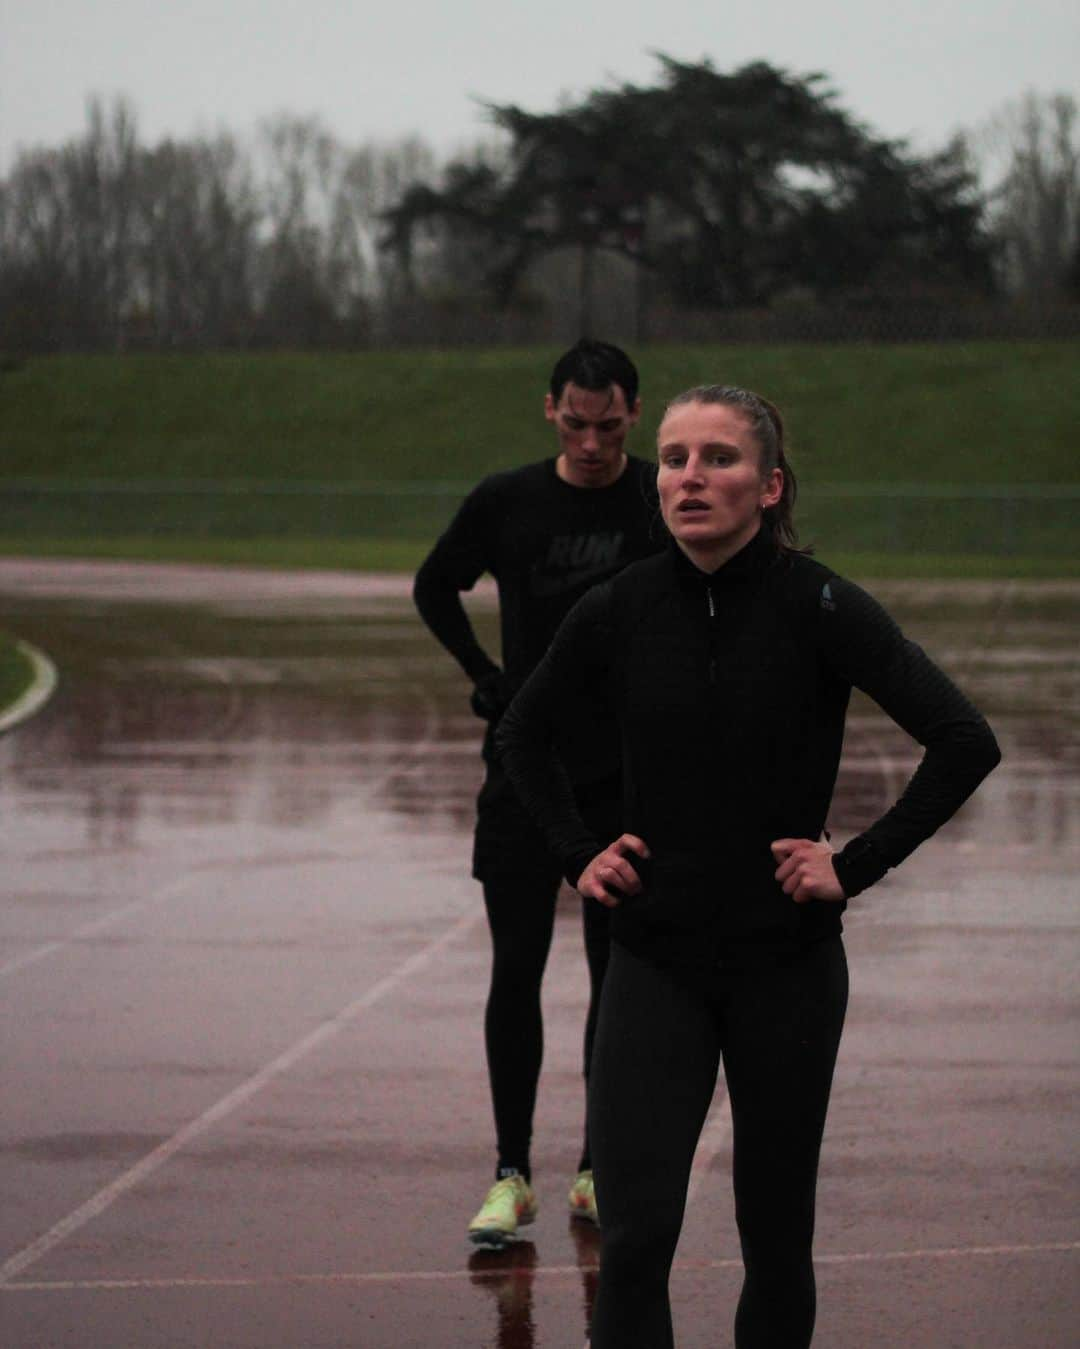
[414,455,661,782]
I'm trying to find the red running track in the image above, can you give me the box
[0,560,1077,1347]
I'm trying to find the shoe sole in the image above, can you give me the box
[468,1212,536,1249]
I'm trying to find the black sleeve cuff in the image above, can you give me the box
[562,847,600,891]
[833,836,890,898]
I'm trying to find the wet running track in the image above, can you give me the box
[1,559,1077,1348]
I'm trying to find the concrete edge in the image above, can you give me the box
[0,640,58,735]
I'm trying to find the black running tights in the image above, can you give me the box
[588,937,848,1348]
[482,874,611,1177]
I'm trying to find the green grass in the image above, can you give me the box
[1,342,1076,574]
[0,632,35,713]
[3,342,1078,485]
[0,535,428,572]
[817,552,1080,580]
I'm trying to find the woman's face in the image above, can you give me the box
[657,401,782,566]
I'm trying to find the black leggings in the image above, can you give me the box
[482,873,611,1177]
[588,937,848,1348]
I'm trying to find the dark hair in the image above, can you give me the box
[662,384,804,553]
[549,338,639,408]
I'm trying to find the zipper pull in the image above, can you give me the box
[706,585,717,682]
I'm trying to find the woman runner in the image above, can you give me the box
[496,385,1000,1348]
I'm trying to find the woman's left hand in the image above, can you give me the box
[770,838,845,903]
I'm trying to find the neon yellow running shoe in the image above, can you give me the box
[568,1169,599,1225]
[467,1174,538,1248]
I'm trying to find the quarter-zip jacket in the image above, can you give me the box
[496,527,1000,969]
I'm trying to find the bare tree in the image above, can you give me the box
[975,92,1079,298]
[251,119,449,340]
[0,95,142,348]
[135,134,259,345]
[252,114,349,342]
[66,95,141,345]
[0,102,445,350]
[0,146,71,348]
[333,135,439,306]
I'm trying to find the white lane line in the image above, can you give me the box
[0,871,203,979]
[685,1090,733,1207]
[813,1240,1080,1264]
[0,641,58,735]
[5,1240,1076,1293]
[2,661,442,983]
[1,854,333,981]
[0,904,485,1288]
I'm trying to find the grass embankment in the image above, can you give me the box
[1,342,1077,574]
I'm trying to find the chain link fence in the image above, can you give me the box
[10,301,1080,354]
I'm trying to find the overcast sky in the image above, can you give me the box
[3,0,1078,172]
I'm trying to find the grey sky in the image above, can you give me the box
[3,0,1078,172]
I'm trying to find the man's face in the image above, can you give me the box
[545,382,640,488]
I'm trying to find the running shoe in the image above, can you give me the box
[568,1168,599,1226]
[468,1174,538,1248]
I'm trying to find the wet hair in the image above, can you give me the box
[549,338,639,409]
[662,384,804,553]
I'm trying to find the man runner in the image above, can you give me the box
[413,339,660,1247]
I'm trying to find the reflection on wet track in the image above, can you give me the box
[2,606,484,852]
[468,1223,600,1349]
[2,571,1074,861]
[0,562,1077,1349]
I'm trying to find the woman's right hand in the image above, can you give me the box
[575,835,651,907]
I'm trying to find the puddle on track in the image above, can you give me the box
[0,568,1074,857]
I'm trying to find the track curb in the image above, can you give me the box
[0,640,58,735]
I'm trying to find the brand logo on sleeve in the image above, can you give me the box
[820,582,837,612]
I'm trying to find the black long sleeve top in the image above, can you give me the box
[496,527,1001,968]
[413,455,660,783]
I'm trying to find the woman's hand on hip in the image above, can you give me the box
[771,838,845,903]
[576,834,651,907]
